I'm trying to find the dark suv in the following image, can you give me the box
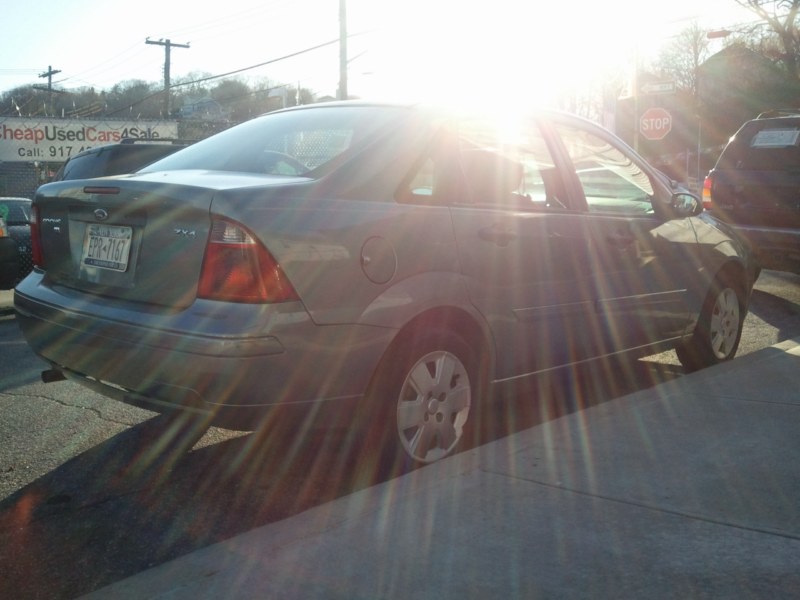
[0,216,18,290]
[52,139,190,182]
[703,110,800,274]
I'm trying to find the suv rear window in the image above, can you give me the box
[57,149,112,180]
[720,121,800,171]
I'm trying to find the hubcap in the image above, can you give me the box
[709,287,740,359]
[395,350,471,464]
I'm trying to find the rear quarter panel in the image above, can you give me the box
[210,190,470,327]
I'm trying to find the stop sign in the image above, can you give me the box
[640,107,672,140]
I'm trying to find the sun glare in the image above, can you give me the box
[353,1,639,111]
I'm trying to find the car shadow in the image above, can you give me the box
[476,353,685,445]
[0,354,685,600]
[0,408,394,600]
[747,287,800,339]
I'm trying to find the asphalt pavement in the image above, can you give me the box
[78,336,800,600]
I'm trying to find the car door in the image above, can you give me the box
[548,119,693,354]
[424,117,605,380]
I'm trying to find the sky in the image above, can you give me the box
[0,0,759,106]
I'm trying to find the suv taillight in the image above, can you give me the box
[702,175,713,210]
[198,218,298,304]
[30,205,44,268]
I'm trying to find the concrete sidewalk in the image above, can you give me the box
[83,339,800,599]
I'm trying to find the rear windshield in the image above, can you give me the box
[142,105,410,177]
[0,200,31,225]
[720,121,800,171]
[55,144,184,181]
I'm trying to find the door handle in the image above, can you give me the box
[479,225,517,246]
[606,232,635,249]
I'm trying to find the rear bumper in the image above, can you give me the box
[719,221,800,274]
[53,365,365,431]
[14,274,394,428]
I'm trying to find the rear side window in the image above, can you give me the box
[720,121,800,171]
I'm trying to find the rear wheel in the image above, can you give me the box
[677,274,744,372]
[364,328,477,472]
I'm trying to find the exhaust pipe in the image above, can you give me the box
[41,369,67,383]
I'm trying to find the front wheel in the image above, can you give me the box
[364,329,478,470]
[677,275,744,372]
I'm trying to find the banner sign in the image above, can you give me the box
[0,118,179,162]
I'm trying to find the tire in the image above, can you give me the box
[677,274,744,372]
[363,328,478,472]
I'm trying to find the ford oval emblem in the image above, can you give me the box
[94,209,109,221]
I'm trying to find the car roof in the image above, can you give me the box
[755,109,800,120]
[268,99,583,121]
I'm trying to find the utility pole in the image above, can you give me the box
[38,65,61,91]
[338,0,348,100]
[34,66,62,116]
[146,38,190,116]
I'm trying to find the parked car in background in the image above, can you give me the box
[0,197,33,285]
[15,102,756,469]
[51,139,191,181]
[0,215,19,289]
[703,110,800,274]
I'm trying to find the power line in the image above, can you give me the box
[148,2,291,43]
[55,42,149,87]
[107,35,347,116]
[172,37,343,88]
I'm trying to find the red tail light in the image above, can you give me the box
[702,175,713,210]
[30,204,44,268]
[198,219,298,304]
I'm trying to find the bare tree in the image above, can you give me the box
[736,0,800,80]
[656,21,711,96]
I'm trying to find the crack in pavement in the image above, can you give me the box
[0,390,136,428]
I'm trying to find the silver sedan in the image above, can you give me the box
[15,102,756,468]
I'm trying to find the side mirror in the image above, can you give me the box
[670,192,702,218]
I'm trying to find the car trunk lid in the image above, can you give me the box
[34,175,216,308]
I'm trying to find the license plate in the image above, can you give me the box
[81,224,133,272]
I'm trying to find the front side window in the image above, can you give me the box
[399,115,565,210]
[555,123,654,215]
